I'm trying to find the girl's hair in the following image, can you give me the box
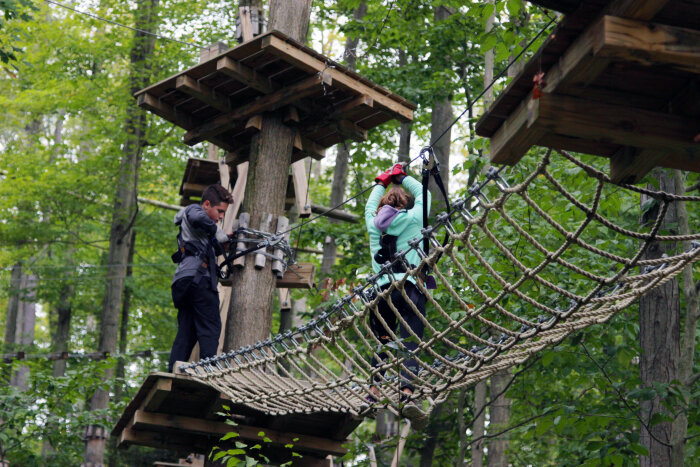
[378,187,414,212]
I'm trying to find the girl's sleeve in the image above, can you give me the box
[402,176,431,223]
[365,185,386,228]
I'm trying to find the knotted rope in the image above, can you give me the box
[181,150,700,417]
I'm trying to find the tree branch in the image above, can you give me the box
[581,343,673,448]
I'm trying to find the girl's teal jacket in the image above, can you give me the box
[364,175,431,288]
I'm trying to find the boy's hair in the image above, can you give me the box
[201,184,233,206]
[378,187,414,212]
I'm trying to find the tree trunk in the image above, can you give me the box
[83,1,158,464]
[320,2,366,277]
[419,402,445,467]
[457,388,469,466]
[3,263,22,353]
[471,380,487,467]
[638,168,680,467]
[52,261,74,378]
[428,7,453,214]
[487,370,512,467]
[225,0,313,351]
[10,273,36,390]
[670,169,696,467]
[397,49,412,164]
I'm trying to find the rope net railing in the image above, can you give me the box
[180,149,700,417]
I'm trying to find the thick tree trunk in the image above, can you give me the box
[638,169,680,467]
[429,6,453,214]
[83,1,158,465]
[225,0,312,351]
[471,380,487,467]
[320,2,366,277]
[457,388,469,466]
[487,370,512,467]
[418,402,445,467]
[10,273,36,389]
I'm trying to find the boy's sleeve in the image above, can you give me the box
[187,206,218,236]
[402,175,431,222]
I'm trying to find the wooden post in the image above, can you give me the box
[234,213,250,268]
[271,216,289,277]
[291,158,312,217]
[255,213,273,269]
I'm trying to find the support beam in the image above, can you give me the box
[609,148,665,184]
[175,75,231,113]
[533,93,700,157]
[291,159,312,217]
[127,410,347,457]
[606,0,671,20]
[595,16,700,74]
[137,93,234,151]
[217,56,279,95]
[184,71,332,146]
[260,34,413,122]
[142,378,172,412]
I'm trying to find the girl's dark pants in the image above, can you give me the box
[369,281,427,391]
[168,277,221,372]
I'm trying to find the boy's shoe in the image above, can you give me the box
[401,401,429,430]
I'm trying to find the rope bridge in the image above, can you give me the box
[180,150,700,418]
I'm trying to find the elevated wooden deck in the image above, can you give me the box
[135,30,415,167]
[112,372,361,465]
[476,0,700,183]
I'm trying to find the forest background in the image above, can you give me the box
[0,0,698,466]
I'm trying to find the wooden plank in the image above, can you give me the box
[277,262,315,289]
[609,147,666,184]
[183,71,332,146]
[538,133,619,157]
[175,75,231,113]
[129,410,348,456]
[272,216,290,277]
[291,159,312,217]
[606,0,671,20]
[596,15,700,74]
[488,94,547,165]
[299,136,326,160]
[181,182,208,195]
[534,92,700,156]
[255,213,273,269]
[330,119,368,142]
[142,377,173,412]
[278,288,291,310]
[216,56,278,95]
[260,35,413,122]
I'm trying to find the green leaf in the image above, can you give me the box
[221,432,239,440]
[629,443,649,456]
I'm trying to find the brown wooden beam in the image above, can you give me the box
[609,148,665,184]
[217,56,279,95]
[142,377,172,413]
[138,93,235,151]
[260,34,413,122]
[183,71,332,146]
[488,96,546,165]
[181,182,208,195]
[606,0,671,20]
[328,119,367,143]
[128,409,346,456]
[534,93,700,164]
[175,75,231,114]
[596,16,700,74]
[277,262,315,289]
[309,204,359,223]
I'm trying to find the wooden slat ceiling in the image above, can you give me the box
[477,0,700,183]
[135,30,415,165]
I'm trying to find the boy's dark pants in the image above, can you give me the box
[369,281,427,391]
[168,277,221,372]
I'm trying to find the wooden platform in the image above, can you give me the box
[112,372,361,465]
[179,158,235,206]
[476,0,700,183]
[135,30,415,166]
